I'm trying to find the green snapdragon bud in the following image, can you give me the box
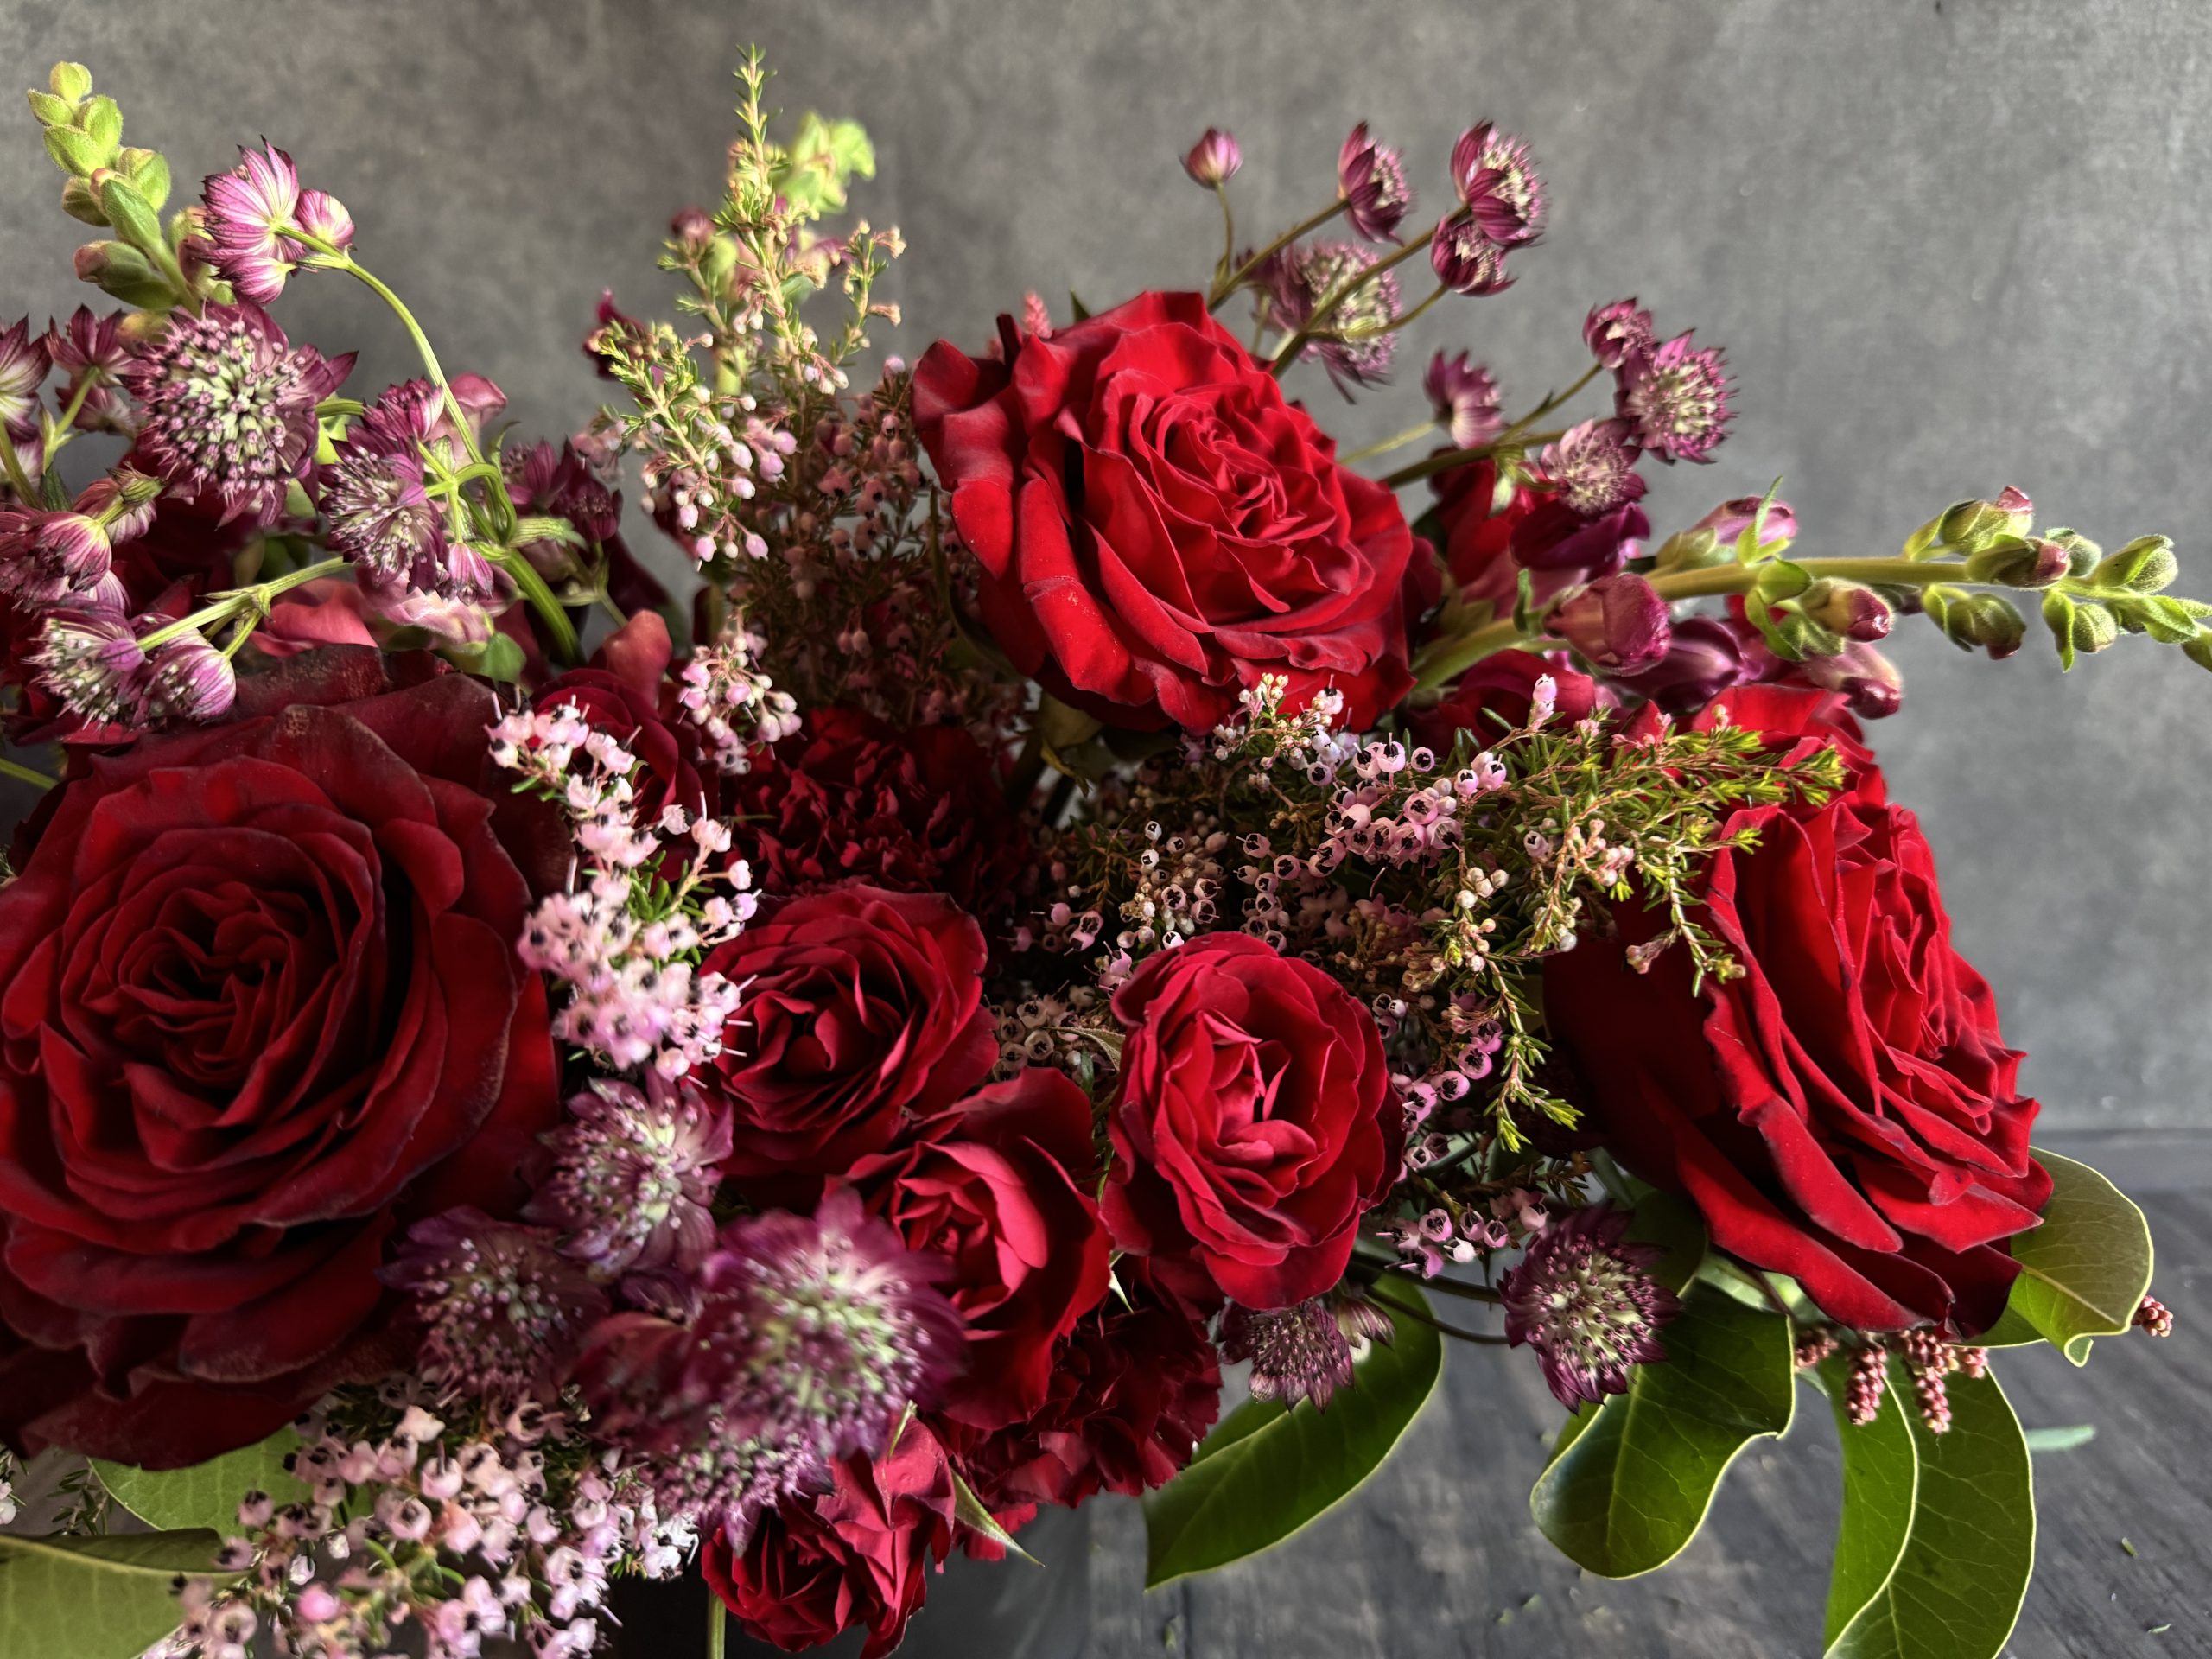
[2041,590,2118,667]
[1927,586,2025,657]
[2090,535,2178,594]
[1963,536,2071,588]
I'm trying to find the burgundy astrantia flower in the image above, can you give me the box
[1452,123,1544,247]
[1337,122,1413,241]
[27,609,151,726]
[44,308,131,434]
[143,627,237,721]
[1617,331,1734,462]
[1218,1289,1395,1410]
[381,1208,608,1406]
[1429,215,1513,296]
[504,437,623,577]
[1548,571,1671,671]
[0,316,50,438]
[199,143,354,305]
[1501,1203,1679,1408]
[123,303,352,525]
[576,1190,965,1544]
[323,378,497,604]
[1537,418,1646,518]
[524,1075,732,1293]
[1183,127,1242,186]
[1583,298,1656,372]
[1265,241,1402,392]
[1424,350,1502,450]
[727,709,1022,914]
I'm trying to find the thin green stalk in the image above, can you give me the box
[136,557,351,652]
[0,434,39,506]
[1208,200,1348,308]
[490,549,582,665]
[1213,182,1237,288]
[0,755,58,790]
[1389,1297,1510,1344]
[1382,362,1605,489]
[1340,417,1446,468]
[707,1586,727,1659]
[1270,233,1435,376]
[38,370,102,470]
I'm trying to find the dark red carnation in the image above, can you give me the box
[703,1420,957,1659]
[914,291,1417,731]
[729,709,1024,914]
[1407,647,1599,754]
[948,1259,1221,1522]
[853,1067,1111,1429]
[1545,686,2050,1335]
[533,611,709,824]
[1104,932,1398,1309]
[0,651,562,1465]
[696,883,996,1195]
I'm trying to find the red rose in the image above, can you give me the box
[913,291,1416,731]
[534,612,710,824]
[853,1067,1111,1429]
[1104,933,1398,1309]
[730,709,1024,914]
[1543,687,2050,1335]
[948,1258,1220,1523]
[697,883,996,1192]
[0,651,561,1465]
[1406,647,1600,754]
[704,1421,957,1659]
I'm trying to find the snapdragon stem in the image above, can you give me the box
[1270,232,1436,377]
[1382,362,1605,489]
[0,756,57,790]
[135,557,350,653]
[1207,200,1349,308]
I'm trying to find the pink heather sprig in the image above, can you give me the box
[675,610,801,772]
[150,1389,695,1659]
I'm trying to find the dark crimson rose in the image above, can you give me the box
[704,1421,957,1659]
[1407,647,1600,754]
[1544,687,2050,1335]
[697,883,995,1192]
[729,709,1024,914]
[947,1259,1220,1528]
[534,611,709,823]
[0,652,561,1465]
[853,1067,1110,1430]
[1104,933,1398,1309]
[913,291,1417,731]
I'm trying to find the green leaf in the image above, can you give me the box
[1141,1275,1443,1587]
[1818,1362,2035,1659]
[1529,1281,1795,1577]
[94,1427,308,1535]
[0,1529,220,1659]
[1979,1148,2152,1364]
[1818,1362,1918,1647]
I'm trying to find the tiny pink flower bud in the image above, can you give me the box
[670,206,716,250]
[1182,127,1242,186]
[293,188,354,251]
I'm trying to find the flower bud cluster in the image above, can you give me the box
[675,611,801,772]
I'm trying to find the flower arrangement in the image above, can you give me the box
[0,48,2188,1659]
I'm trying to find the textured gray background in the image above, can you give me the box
[3,0,2209,1132]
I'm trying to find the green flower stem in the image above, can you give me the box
[1207,200,1349,308]
[1340,416,1446,468]
[707,1586,727,1659]
[0,434,40,506]
[1382,362,1605,489]
[1213,182,1237,289]
[135,557,352,653]
[1270,231,1438,377]
[1408,556,2005,690]
[490,548,582,665]
[0,755,58,790]
[38,370,103,471]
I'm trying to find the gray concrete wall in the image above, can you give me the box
[3,0,2207,1130]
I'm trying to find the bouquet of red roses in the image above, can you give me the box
[0,49,2186,1659]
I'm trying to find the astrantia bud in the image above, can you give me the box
[1548,573,1671,671]
[29,610,151,726]
[1337,122,1412,241]
[146,630,237,721]
[1183,127,1242,187]
[1451,123,1543,246]
[1429,216,1512,296]
[1501,1203,1678,1408]
[1423,349,1502,449]
[1584,298,1655,371]
[294,188,355,251]
[1616,331,1732,463]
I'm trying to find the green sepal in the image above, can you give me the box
[952,1468,1039,1567]
[44,122,107,178]
[26,89,74,128]
[98,174,167,264]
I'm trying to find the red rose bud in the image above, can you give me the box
[1801,579,1893,643]
[1548,573,1671,671]
[146,630,237,721]
[1182,127,1242,187]
[1430,214,1512,295]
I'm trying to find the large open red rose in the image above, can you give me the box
[913,291,1417,731]
[696,882,995,1194]
[1543,687,2050,1334]
[1103,932,1398,1309]
[853,1067,1110,1430]
[0,650,561,1465]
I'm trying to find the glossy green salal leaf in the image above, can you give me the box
[1141,1275,1442,1587]
[1980,1148,2153,1363]
[1623,1186,1707,1296]
[0,1529,220,1659]
[1817,1361,2035,1659]
[94,1428,308,1535]
[1529,1281,1794,1578]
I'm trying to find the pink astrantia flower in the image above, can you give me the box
[1429,216,1513,296]
[1584,298,1656,372]
[1183,127,1242,187]
[199,143,354,303]
[1424,350,1503,449]
[28,610,154,727]
[1501,1203,1679,1408]
[1617,331,1734,462]
[1451,123,1543,247]
[323,378,497,603]
[0,317,48,439]
[43,308,131,434]
[1537,418,1647,518]
[1262,240,1402,393]
[1337,122,1413,242]
[122,302,352,524]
